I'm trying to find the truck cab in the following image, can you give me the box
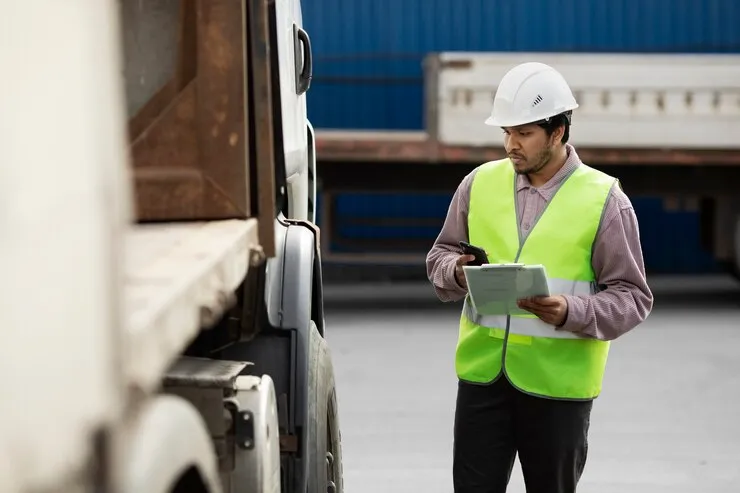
[274,0,317,222]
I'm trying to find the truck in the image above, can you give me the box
[1,1,343,492]
[313,52,740,278]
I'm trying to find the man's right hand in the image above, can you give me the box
[455,254,476,289]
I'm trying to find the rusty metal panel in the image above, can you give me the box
[119,0,181,118]
[123,0,254,223]
[194,0,249,217]
[246,0,277,256]
[120,0,274,227]
[120,0,280,257]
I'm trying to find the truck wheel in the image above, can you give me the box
[306,321,343,493]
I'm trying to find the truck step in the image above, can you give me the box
[164,356,251,389]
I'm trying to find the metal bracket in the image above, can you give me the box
[282,218,321,252]
[279,433,299,453]
[239,246,268,341]
[234,410,255,450]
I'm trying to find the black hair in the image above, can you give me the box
[537,111,571,144]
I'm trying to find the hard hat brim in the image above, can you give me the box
[484,103,579,128]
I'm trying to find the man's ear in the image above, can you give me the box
[551,124,565,145]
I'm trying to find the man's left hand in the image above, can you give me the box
[517,295,569,327]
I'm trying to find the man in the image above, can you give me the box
[426,62,654,493]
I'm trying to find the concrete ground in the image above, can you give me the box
[322,275,740,493]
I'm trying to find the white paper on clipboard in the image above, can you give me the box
[463,263,550,316]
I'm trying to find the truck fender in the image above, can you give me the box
[121,395,222,493]
[264,216,324,335]
[234,215,323,493]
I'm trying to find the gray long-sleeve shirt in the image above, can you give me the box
[426,144,654,341]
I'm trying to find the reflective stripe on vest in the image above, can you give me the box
[454,158,616,400]
[463,278,595,340]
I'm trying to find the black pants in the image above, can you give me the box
[453,376,592,493]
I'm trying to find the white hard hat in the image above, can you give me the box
[485,62,579,128]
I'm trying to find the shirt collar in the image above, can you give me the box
[516,144,582,193]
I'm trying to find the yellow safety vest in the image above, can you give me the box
[455,158,617,400]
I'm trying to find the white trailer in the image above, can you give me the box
[0,1,342,492]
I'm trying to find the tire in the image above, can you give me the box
[306,321,344,493]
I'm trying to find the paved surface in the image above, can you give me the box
[322,275,740,493]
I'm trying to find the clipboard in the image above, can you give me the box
[463,263,550,316]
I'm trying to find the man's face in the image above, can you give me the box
[502,124,557,175]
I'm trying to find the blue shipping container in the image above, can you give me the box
[316,193,721,274]
[302,0,740,130]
